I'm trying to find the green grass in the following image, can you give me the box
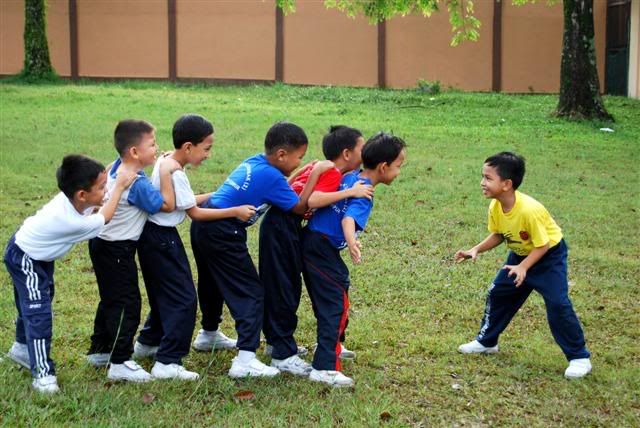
[0,81,639,427]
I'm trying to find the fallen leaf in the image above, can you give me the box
[142,392,155,404]
[233,390,255,401]
[380,411,392,421]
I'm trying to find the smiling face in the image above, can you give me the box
[481,163,511,198]
[276,144,308,176]
[78,171,108,208]
[130,131,158,167]
[186,133,214,167]
[379,148,406,185]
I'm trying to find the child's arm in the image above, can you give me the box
[308,181,374,209]
[186,204,256,222]
[455,233,504,263]
[194,192,213,206]
[98,170,137,223]
[290,160,334,215]
[503,244,549,287]
[342,216,361,264]
[287,162,313,185]
[158,158,179,212]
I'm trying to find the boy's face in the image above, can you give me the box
[481,163,511,198]
[131,131,158,167]
[345,136,365,171]
[78,171,108,207]
[277,144,307,176]
[187,134,214,167]
[380,149,406,185]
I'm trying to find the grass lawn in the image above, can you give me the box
[0,81,638,427]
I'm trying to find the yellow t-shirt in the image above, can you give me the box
[487,191,563,256]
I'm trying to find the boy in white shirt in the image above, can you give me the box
[4,155,135,393]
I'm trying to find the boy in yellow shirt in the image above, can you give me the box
[455,152,591,379]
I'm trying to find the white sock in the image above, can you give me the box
[237,350,255,363]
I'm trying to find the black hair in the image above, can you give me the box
[172,114,214,149]
[264,121,308,155]
[321,125,363,161]
[114,119,155,156]
[484,152,526,190]
[361,132,406,170]
[56,154,105,199]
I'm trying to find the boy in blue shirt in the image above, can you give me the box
[455,152,591,379]
[4,155,135,393]
[86,119,177,383]
[303,132,406,387]
[191,121,332,378]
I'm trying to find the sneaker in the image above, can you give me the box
[7,342,30,369]
[265,344,308,357]
[309,369,354,387]
[458,340,499,354]
[270,354,312,376]
[339,344,356,360]
[564,358,592,379]
[133,341,159,359]
[32,375,59,394]
[228,356,280,378]
[107,360,152,383]
[192,329,237,351]
[86,353,110,367]
[151,362,199,381]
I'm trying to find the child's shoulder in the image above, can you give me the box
[516,191,551,217]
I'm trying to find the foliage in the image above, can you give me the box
[0,81,639,426]
[19,0,58,82]
[417,79,441,94]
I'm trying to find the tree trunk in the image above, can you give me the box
[557,0,612,120]
[21,0,55,80]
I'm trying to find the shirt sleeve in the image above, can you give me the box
[527,207,551,248]
[313,169,342,193]
[69,213,106,243]
[173,171,196,211]
[344,197,373,231]
[127,176,164,214]
[266,174,299,212]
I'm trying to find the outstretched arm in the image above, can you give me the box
[186,204,256,222]
[290,160,334,215]
[454,233,503,263]
[158,158,180,212]
[342,216,361,264]
[307,180,373,209]
[98,170,137,223]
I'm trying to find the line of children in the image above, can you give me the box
[259,125,372,375]
[4,155,136,393]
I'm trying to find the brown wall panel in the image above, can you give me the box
[385,1,494,91]
[283,1,378,87]
[502,1,606,93]
[48,0,70,76]
[77,0,168,78]
[1,0,24,75]
[177,0,275,80]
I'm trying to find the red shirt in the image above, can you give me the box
[290,161,342,219]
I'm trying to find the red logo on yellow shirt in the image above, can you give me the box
[519,231,529,241]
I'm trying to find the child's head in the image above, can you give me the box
[322,125,365,171]
[114,119,157,167]
[362,132,406,185]
[264,121,309,176]
[482,152,525,197]
[56,154,107,207]
[172,114,215,166]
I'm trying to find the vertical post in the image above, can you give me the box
[492,0,503,92]
[168,0,177,81]
[69,0,78,80]
[275,6,284,82]
[377,20,386,88]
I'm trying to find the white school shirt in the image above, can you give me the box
[148,160,196,227]
[15,192,105,261]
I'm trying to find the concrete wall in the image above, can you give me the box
[629,0,639,98]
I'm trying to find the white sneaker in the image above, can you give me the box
[7,342,30,369]
[564,358,592,379]
[32,375,59,394]
[339,344,356,360]
[151,362,199,381]
[270,354,312,376]
[309,369,354,387]
[458,340,499,354]
[192,329,237,351]
[107,360,152,383]
[265,344,308,357]
[228,356,280,378]
[86,353,110,367]
[133,341,159,359]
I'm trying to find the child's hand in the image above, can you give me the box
[350,180,374,200]
[503,264,527,287]
[160,150,174,158]
[312,160,335,174]
[455,248,478,263]
[234,205,257,222]
[348,240,362,264]
[160,157,182,174]
[114,169,137,190]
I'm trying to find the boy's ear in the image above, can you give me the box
[75,189,88,203]
[377,162,388,175]
[128,145,139,160]
[183,142,193,153]
[502,178,513,191]
[341,148,351,161]
[276,148,288,161]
